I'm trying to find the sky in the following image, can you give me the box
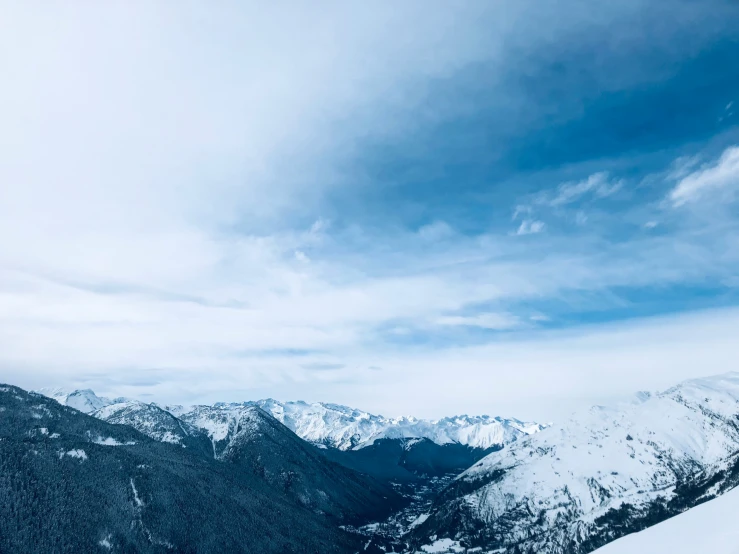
[1,1,739,421]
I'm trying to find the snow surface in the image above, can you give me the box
[420,538,465,552]
[92,436,136,446]
[62,449,88,460]
[409,513,429,529]
[594,484,739,554]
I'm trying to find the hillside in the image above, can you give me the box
[409,372,739,553]
[0,384,375,553]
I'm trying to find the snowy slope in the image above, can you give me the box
[412,372,739,554]
[594,484,739,554]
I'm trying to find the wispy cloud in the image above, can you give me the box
[669,146,739,206]
[510,172,622,235]
[417,221,455,241]
[515,220,546,235]
[539,172,623,207]
[435,313,521,330]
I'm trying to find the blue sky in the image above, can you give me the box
[1,1,739,419]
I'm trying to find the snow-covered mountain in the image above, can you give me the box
[39,388,542,451]
[593,482,739,553]
[1,383,387,553]
[197,404,405,523]
[36,387,115,414]
[93,400,208,446]
[33,374,739,554]
[172,398,544,451]
[409,372,739,554]
[33,386,403,524]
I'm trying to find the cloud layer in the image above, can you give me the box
[1,1,739,418]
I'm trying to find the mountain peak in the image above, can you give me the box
[37,387,114,414]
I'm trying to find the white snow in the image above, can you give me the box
[92,436,136,446]
[420,538,465,552]
[594,485,739,554]
[130,478,144,507]
[62,449,88,460]
[409,513,429,529]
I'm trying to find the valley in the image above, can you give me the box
[347,475,456,553]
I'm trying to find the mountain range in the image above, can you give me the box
[9,372,739,553]
[0,385,383,553]
[40,388,543,451]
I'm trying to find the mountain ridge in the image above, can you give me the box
[35,386,406,526]
[408,371,739,553]
[37,387,543,451]
[22,372,739,553]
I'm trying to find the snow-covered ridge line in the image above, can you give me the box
[36,388,543,450]
[248,399,544,450]
[161,399,543,451]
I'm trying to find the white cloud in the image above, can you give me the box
[512,172,621,231]
[515,220,546,235]
[0,3,518,388]
[355,307,739,420]
[418,221,455,241]
[546,172,622,207]
[1,2,738,420]
[435,313,521,330]
[294,250,310,263]
[512,205,533,220]
[669,146,739,206]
